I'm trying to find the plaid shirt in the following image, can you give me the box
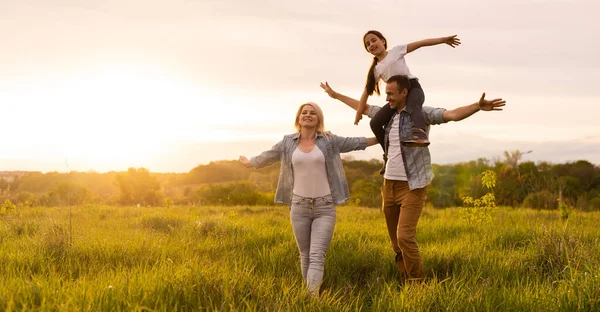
[250,132,368,205]
[368,105,447,190]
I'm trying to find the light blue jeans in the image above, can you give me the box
[290,194,336,296]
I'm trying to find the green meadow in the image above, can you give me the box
[1,204,599,311]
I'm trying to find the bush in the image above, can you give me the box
[15,191,38,207]
[1,199,16,215]
[427,187,457,208]
[461,170,497,224]
[191,181,274,206]
[350,179,381,208]
[523,190,556,210]
[39,182,93,206]
[589,197,600,211]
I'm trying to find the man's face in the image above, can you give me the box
[385,81,407,110]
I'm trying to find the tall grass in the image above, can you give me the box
[1,205,599,311]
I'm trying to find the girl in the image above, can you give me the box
[355,30,460,171]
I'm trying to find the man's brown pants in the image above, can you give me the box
[381,179,427,280]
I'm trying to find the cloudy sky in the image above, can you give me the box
[1,0,598,173]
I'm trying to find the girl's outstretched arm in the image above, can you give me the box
[354,89,369,125]
[320,82,371,115]
[407,35,461,53]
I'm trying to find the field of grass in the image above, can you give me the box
[1,204,599,311]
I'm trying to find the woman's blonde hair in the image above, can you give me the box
[294,102,325,133]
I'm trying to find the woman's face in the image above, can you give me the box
[298,105,319,129]
[364,33,386,56]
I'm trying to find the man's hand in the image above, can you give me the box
[320,81,338,99]
[442,35,461,48]
[478,92,506,111]
[443,93,506,121]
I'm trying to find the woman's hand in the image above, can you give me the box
[238,156,251,167]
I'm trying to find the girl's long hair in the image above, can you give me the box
[363,30,387,96]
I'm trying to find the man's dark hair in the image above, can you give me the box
[386,75,412,92]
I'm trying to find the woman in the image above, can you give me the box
[239,102,377,296]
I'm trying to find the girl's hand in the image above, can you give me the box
[443,35,461,48]
[320,81,338,99]
[354,111,363,125]
[238,156,251,167]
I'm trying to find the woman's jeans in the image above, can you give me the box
[290,194,336,296]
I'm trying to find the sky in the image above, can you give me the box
[1,0,599,173]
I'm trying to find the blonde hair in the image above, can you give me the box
[294,102,325,133]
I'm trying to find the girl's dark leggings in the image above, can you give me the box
[369,79,425,151]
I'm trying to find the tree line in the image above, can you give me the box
[1,150,599,210]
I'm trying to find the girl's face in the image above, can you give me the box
[364,33,386,56]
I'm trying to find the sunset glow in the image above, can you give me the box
[1,0,598,172]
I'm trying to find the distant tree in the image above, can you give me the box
[15,191,38,207]
[589,197,600,210]
[248,169,279,193]
[523,190,556,210]
[494,163,522,207]
[0,184,10,203]
[115,168,162,205]
[0,179,8,191]
[503,149,532,170]
[49,182,92,206]
[187,161,252,184]
[190,181,273,206]
[351,179,381,208]
[430,165,460,207]
[343,159,382,191]
[38,192,60,207]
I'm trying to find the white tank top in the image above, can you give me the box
[384,113,408,181]
[292,146,331,197]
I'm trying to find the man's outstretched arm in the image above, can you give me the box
[322,82,506,122]
[443,92,506,122]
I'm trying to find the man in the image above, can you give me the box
[320,76,505,280]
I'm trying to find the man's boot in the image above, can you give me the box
[395,252,407,281]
